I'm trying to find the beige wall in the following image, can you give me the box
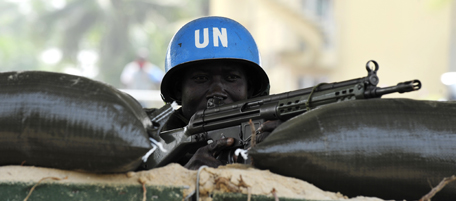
[210,0,454,100]
[334,0,452,100]
[210,0,324,93]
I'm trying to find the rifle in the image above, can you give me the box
[145,60,421,168]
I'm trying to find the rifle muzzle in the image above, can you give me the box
[373,80,422,97]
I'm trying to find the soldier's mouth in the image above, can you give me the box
[207,96,224,108]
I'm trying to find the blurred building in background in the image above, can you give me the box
[2,0,456,105]
[210,0,456,100]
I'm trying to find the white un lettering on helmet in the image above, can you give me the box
[195,27,228,48]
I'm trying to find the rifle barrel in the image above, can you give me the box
[373,80,421,97]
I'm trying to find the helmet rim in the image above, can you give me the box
[160,58,269,104]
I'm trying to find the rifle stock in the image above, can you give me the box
[145,60,422,168]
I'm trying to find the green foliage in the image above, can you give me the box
[0,0,209,87]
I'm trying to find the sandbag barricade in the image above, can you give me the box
[0,71,152,173]
[249,98,456,201]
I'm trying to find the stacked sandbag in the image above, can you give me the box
[249,98,456,201]
[0,71,152,173]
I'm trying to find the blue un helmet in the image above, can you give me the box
[160,16,270,104]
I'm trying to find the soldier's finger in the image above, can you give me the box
[258,120,283,133]
[207,137,234,153]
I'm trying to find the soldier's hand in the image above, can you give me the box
[255,120,283,143]
[184,137,234,170]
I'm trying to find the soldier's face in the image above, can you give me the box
[179,61,249,119]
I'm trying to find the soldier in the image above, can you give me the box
[151,16,278,170]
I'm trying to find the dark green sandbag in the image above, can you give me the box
[249,98,456,201]
[0,71,152,173]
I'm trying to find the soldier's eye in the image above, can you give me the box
[227,74,240,81]
[192,75,208,82]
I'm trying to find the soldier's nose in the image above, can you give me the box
[207,77,227,97]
